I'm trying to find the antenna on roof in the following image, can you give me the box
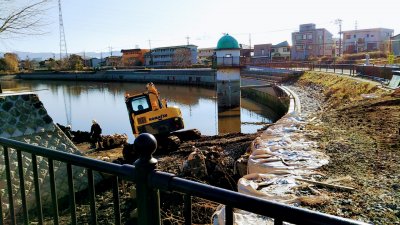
[186,36,190,45]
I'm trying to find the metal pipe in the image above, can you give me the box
[67,163,77,225]
[134,133,160,225]
[48,159,59,225]
[17,150,29,225]
[0,137,136,181]
[88,169,97,224]
[4,147,16,225]
[112,176,121,225]
[184,194,192,225]
[31,154,43,224]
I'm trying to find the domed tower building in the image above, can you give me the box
[214,34,242,110]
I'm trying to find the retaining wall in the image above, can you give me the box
[0,93,100,215]
[17,69,216,86]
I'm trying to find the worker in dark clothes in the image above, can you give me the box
[90,119,103,149]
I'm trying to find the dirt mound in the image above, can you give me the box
[299,72,400,224]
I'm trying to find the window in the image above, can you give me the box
[130,96,150,113]
[271,49,275,53]
[303,34,307,39]
[261,49,265,55]
[307,34,313,39]
[366,34,370,38]
[371,34,374,37]
[346,35,351,39]
[296,35,302,40]
[353,34,356,38]
[296,45,303,50]
[282,48,288,52]
[225,54,232,57]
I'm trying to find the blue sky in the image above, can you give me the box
[0,0,399,53]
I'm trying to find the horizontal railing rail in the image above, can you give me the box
[0,134,368,225]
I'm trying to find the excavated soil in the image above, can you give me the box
[44,72,399,224]
[290,72,400,224]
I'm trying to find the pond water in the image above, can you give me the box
[2,80,280,141]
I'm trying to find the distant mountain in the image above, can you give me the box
[0,51,122,61]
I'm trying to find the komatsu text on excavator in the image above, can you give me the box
[124,82,201,151]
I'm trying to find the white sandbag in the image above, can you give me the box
[212,205,273,225]
[238,173,299,202]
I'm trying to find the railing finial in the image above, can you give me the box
[134,133,157,160]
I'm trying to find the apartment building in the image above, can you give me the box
[120,48,149,66]
[197,47,214,64]
[343,28,394,53]
[342,28,394,53]
[291,23,333,60]
[144,45,198,67]
[392,34,400,56]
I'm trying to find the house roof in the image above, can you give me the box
[272,41,289,48]
[392,34,400,39]
[342,28,394,33]
[216,34,240,50]
[152,45,197,50]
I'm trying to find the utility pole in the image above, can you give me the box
[109,46,113,56]
[58,0,68,60]
[249,33,251,49]
[335,19,343,57]
[186,36,190,45]
[148,39,153,66]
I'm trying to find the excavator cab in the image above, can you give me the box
[125,83,184,137]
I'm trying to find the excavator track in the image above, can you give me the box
[171,129,202,142]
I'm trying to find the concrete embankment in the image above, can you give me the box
[17,68,216,86]
[0,92,101,213]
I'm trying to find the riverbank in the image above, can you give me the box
[16,69,216,87]
[289,72,399,224]
[44,71,399,224]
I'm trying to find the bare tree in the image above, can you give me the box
[0,0,50,38]
[171,48,192,67]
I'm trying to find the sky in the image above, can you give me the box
[0,0,399,54]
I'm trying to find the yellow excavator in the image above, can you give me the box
[124,82,201,154]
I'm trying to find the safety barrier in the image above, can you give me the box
[0,134,367,225]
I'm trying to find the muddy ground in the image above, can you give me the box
[46,71,399,224]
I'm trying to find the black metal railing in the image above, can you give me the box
[0,134,368,225]
[212,57,242,67]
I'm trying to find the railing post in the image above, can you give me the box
[134,133,160,225]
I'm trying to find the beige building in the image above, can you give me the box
[197,47,214,64]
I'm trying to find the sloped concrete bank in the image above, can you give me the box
[0,92,102,217]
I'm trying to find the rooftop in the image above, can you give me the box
[216,34,240,50]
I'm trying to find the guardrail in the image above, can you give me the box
[0,134,368,225]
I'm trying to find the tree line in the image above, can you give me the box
[0,53,88,73]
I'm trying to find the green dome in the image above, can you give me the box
[216,34,240,49]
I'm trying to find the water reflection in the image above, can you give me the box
[2,80,279,141]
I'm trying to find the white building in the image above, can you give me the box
[342,28,394,53]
